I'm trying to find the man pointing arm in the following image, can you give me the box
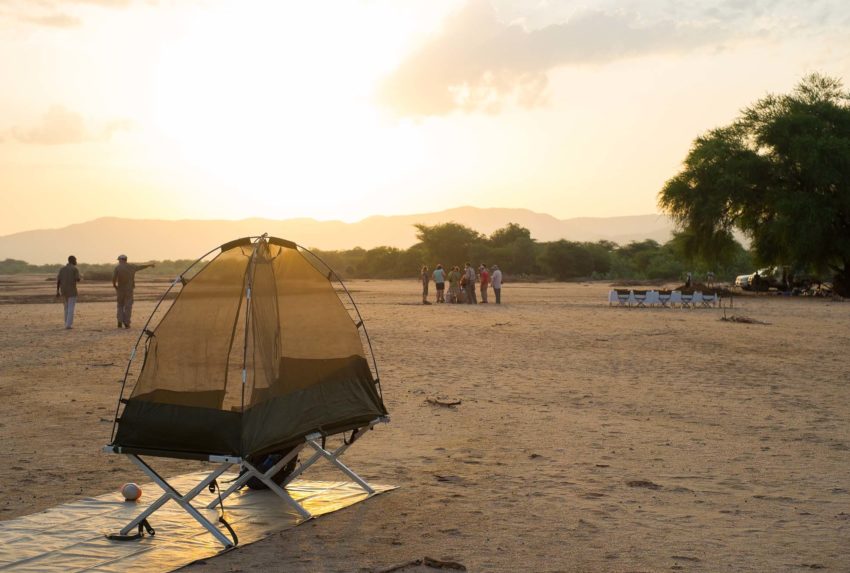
[112,254,154,329]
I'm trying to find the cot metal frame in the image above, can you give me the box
[104,416,388,549]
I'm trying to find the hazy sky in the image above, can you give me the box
[2,0,849,235]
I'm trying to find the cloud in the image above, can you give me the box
[0,0,133,29]
[375,0,757,117]
[9,105,133,145]
[72,0,133,6]
[17,13,81,28]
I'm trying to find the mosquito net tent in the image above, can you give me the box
[104,236,389,547]
[109,235,387,460]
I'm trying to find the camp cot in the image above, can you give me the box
[104,235,389,547]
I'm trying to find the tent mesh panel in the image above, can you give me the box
[114,237,386,458]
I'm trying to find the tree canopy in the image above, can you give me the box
[658,73,850,296]
[3,223,759,284]
[489,222,532,247]
[3,232,757,284]
[414,222,482,265]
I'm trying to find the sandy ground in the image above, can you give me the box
[1,276,849,572]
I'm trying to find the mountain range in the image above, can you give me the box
[0,207,676,264]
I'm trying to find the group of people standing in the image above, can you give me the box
[420,262,503,305]
[55,254,154,329]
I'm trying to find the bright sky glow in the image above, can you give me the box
[1,0,849,234]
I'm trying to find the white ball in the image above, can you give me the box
[121,482,142,501]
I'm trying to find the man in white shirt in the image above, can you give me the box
[491,265,503,304]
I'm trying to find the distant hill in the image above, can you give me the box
[0,207,676,264]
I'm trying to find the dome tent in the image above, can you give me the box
[105,235,388,547]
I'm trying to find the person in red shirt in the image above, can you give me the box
[478,264,490,304]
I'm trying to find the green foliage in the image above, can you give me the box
[659,73,850,295]
[667,231,753,278]
[540,240,594,280]
[484,223,541,275]
[614,240,662,276]
[489,222,532,247]
[1,224,756,283]
[311,244,426,279]
[351,247,399,278]
[0,258,204,280]
[0,258,61,274]
[414,222,482,265]
[508,237,541,275]
[77,260,199,281]
[643,249,686,280]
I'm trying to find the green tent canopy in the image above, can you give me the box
[110,235,387,460]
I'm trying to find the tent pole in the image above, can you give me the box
[240,237,264,424]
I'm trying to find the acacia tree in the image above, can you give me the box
[413,222,483,266]
[659,74,850,296]
[489,223,538,274]
[489,222,532,246]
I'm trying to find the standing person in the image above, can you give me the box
[751,270,761,293]
[491,264,503,304]
[447,265,460,303]
[420,265,431,305]
[56,255,81,329]
[112,255,154,328]
[432,264,446,303]
[478,264,490,303]
[463,262,477,304]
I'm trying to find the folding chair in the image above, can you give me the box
[669,290,683,308]
[691,291,704,307]
[701,292,715,307]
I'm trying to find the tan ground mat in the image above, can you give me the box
[0,472,396,572]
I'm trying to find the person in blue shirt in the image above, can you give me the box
[432,264,446,303]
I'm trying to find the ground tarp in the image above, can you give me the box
[0,472,396,572]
